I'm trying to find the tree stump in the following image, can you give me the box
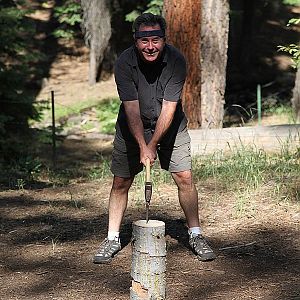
[130,220,166,300]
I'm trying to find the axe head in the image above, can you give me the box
[145,181,152,222]
[145,181,152,203]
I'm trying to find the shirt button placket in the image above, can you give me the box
[151,84,155,117]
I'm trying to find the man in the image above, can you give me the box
[93,13,216,263]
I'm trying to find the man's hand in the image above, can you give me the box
[140,144,156,166]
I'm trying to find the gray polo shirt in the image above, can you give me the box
[114,44,188,143]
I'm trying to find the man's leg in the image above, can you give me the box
[108,175,135,232]
[171,170,199,228]
[171,170,216,261]
[93,175,134,264]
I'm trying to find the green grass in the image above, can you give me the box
[193,146,299,203]
[88,159,112,180]
[34,97,121,135]
[35,97,119,123]
[264,103,296,123]
[193,147,299,186]
[192,145,299,215]
[55,98,105,120]
[2,143,298,218]
[95,97,120,134]
[193,148,268,189]
[84,144,299,205]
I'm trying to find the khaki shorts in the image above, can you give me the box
[110,127,191,178]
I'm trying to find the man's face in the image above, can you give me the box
[135,24,166,63]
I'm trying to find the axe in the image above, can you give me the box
[145,158,152,223]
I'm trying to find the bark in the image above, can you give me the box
[80,0,111,85]
[164,0,229,128]
[292,67,300,122]
[130,220,166,300]
[164,0,202,128]
[201,0,229,128]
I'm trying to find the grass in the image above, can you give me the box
[34,97,120,125]
[226,102,297,127]
[193,146,299,187]
[32,96,121,135]
[192,146,300,214]
[95,97,120,134]
[88,159,112,180]
[263,103,296,124]
[84,145,299,211]
[1,142,298,219]
[4,144,299,200]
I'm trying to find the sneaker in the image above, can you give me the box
[189,234,216,261]
[93,238,121,264]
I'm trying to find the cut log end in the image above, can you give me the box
[133,220,165,228]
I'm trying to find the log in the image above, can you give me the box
[189,124,300,155]
[130,220,166,300]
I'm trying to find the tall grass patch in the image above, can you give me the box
[192,146,300,203]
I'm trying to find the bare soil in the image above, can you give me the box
[1,135,300,299]
[1,170,299,300]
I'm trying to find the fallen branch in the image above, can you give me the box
[219,241,257,251]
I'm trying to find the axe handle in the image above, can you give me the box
[146,158,151,182]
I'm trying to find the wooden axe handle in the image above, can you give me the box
[146,158,151,182]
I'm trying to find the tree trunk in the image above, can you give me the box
[164,0,229,128]
[80,0,111,85]
[130,220,166,300]
[292,67,300,122]
[201,0,229,128]
[164,0,202,128]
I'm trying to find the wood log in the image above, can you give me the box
[130,220,166,300]
[189,124,300,155]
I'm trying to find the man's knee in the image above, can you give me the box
[171,170,194,191]
[111,176,134,193]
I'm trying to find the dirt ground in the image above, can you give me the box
[1,166,300,300]
[1,138,300,299]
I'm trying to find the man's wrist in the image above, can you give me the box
[138,141,147,150]
[148,140,158,150]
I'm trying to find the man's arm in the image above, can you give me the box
[123,100,156,166]
[148,100,177,150]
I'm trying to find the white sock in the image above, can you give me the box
[188,227,201,237]
[107,231,120,242]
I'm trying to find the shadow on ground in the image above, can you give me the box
[0,192,299,299]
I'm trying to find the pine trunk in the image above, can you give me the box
[164,0,202,128]
[80,0,111,85]
[164,0,229,128]
[130,220,166,300]
[292,67,300,122]
[201,0,229,128]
